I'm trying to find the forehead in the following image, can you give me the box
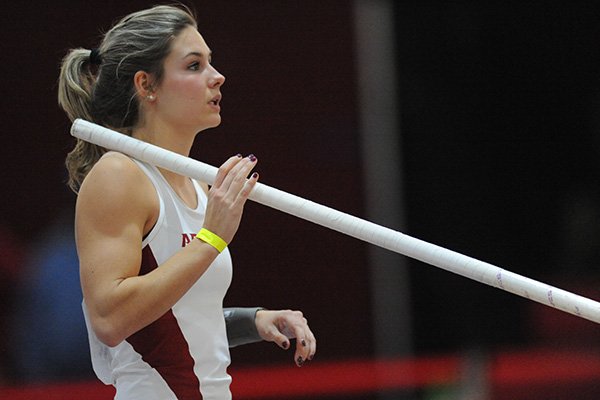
[169,25,210,57]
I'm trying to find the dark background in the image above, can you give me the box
[1,0,599,392]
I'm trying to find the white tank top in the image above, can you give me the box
[83,159,233,400]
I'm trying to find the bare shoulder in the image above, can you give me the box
[77,152,158,235]
[79,152,150,202]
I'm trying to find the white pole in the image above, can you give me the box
[71,118,600,324]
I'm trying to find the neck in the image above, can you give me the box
[133,126,196,155]
[132,121,198,186]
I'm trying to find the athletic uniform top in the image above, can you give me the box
[83,158,233,400]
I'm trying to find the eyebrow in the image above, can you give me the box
[183,51,212,60]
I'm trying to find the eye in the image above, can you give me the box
[188,61,201,71]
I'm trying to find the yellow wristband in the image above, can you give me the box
[196,228,227,253]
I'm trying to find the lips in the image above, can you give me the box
[209,94,221,106]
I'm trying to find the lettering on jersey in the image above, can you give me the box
[181,233,196,247]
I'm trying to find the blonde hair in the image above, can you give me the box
[58,4,197,192]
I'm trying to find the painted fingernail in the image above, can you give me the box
[296,356,304,366]
[282,341,288,349]
[308,354,314,361]
[248,154,257,162]
[236,153,242,158]
[301,339,307,347]
[252,172,259,179]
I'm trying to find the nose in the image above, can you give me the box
[209,66,225,88]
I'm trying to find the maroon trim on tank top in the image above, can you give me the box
[126,246,202,399]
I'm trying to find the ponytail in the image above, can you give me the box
[58,48,95,122]
[58,48,106,193]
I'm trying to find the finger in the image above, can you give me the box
[218,156,249,192]
[307,330,317,361]
[220,154,257,194]
[227,158,257,197]
[299,316,317,360]
[292,326,313,367]
[212,154,243,188]
[270,329,291,351]
[233,172,259,206]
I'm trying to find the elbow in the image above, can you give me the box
[91,316,128,348]
[98,333,125,349]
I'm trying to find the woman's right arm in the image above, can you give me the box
[77,153,257,347]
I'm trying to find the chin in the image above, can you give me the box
[196,118,222,133]
[208,115,222,128]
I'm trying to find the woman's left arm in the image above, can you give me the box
[224,308,316,367]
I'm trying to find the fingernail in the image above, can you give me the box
[308,354,314,361]
[301,339,307,347]
[252,172,259,179]
[248,154,257,162]
[236,153,242,158]
[296,356,304,366]
[282,341,288,349]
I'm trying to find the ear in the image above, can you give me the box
[133,70,156,99]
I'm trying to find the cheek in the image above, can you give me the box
[167,76,204,102]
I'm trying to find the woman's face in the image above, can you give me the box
[153,25,225,133]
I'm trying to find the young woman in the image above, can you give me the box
[58,5,316,399]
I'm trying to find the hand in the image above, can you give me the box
[202,154,258,244]
[255,309,316,367]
